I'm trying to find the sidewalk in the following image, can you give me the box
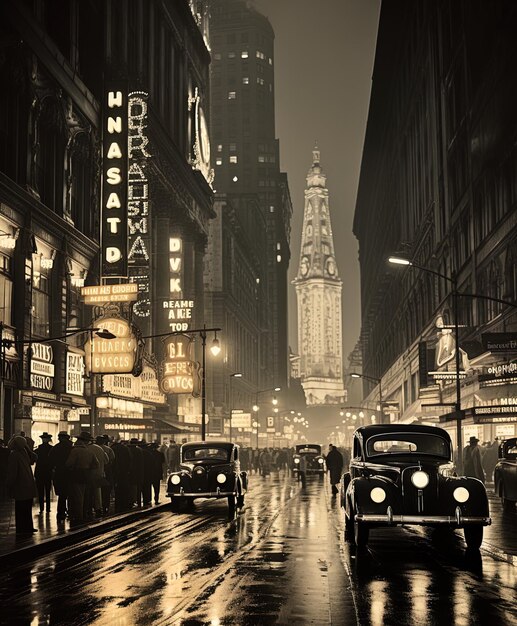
[0,481,170,565]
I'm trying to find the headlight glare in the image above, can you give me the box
[411,471,429,489]
[318,458,324,464]
[453,487,469,503]
[171,474,181,485]
[294,458,300,464]
[217,473,227,484]
[370,487,386,503]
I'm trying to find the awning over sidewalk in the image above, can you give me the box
[154,418,196,433]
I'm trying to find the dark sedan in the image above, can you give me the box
[342,424,491,550]
[167,441,248,517]
[494,437,517,512]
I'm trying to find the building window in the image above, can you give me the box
[228,91,236,100]
[258,156,265,163]
[242,77,249,84]
[229,156,238,164]
[228,51,236,59]
[229,143,237,152]
[256,77,264,85]
[269,57,273,65]
[217,144,222,152]
[32,253,51,337]
[216,158,222,165]
[241,51,248,58]
[0,252,13,326]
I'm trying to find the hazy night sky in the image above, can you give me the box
[253,0,380,362]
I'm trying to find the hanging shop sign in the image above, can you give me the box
[102,86,128,278]
[163,299,195,333]
[127,92,151,325]
[31,404,61,422]
[65,352,85,396]
[160,334,200,395]
[102,366,166,404]
[141,365,166,404]
[231,411,252,429]
[30,343,55,391]
[482,333,517,352]
[85,317,139,374]
[472,405,517,416]
[81,283,138,304]
[165,237,196,332]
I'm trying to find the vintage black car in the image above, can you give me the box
[494,437,517,512]
[293,444,326,477]
[167,441,248,517]
[342,424,491,550]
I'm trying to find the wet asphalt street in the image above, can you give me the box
[1,471,517,626]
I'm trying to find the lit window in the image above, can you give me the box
[276,254,282,263]
[269,57,273,65]
[216,158,222,165]
[269,205,275,213]
[228,91,236,99]
[269,84,272,92]
[217,144,223,152]
[242,77,249,84]
[276,243,281,250]
[232,176,238,182]
[229,156,238,163]
[229,143,236,151]
[228,51,236,59]
[241,51,248,58]
[258,156,265,163]
[256,77,264,85]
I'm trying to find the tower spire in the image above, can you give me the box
[313,144,320,165]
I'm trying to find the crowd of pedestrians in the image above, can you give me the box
[1,430,170,535]
[462,436,500,484]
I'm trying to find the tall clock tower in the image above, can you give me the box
[293,148,345,406]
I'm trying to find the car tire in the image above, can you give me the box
[464,525,483,550]
[171,499,181,513]
[501,486,515,513]
[228,495,237,519]
[354,507,369,548]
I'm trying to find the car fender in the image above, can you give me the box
[346,475,400,516]
[443,476,490,517]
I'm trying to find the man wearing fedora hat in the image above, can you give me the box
[65,431,99,523]
[463,435,485,483]
[35,433,54,514]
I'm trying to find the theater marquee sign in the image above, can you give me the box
[160,334,200,395]
[85,317,139,374]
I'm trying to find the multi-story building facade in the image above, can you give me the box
[0,0,214,442]
[294,149,345,406]
[206,0,292,439]
[354,0,517,447]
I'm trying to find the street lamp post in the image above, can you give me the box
[229,372,242,442]
[198,326,221,441]
[351,372,383,422]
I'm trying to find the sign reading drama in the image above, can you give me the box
[160,334,200,395]
[102,87,128,278]
[128,92,151,323]
[30,343,55,391]
[85,318,138,374]
[82,283,138,304]
[66,352,85,396]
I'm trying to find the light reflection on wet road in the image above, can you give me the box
[0,472,516,625]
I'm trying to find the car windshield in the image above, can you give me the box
[183,447,230,462]
[366,434,450,459]
[298,447,320,455]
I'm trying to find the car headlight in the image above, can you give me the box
[411,471,429,489]
[370,487,386,503]
[318,458,324,464]
[217,473,227,484]
[294,458,300,464]
[171,474,181,485]
[453,487,469,503]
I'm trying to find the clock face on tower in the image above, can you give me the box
[326,256,336,276]
[300,256,310,277]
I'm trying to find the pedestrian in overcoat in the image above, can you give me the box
[325,444,344,495]
[6,436,38,534]
[141,443,154,506]
[128,438,144,507]
[463,436,485,483]
[49,431,73,521]
[65,432,99,523]
[96,435,115,514]
[149,443,165,504]
[34,432,53,514]
[111,440,132,512]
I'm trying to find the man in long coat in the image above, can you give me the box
[65,431,99,524]
[463,436,485,483]
[34,432,53,514]
[325,444,344,495]
[6,436,38,533]
[111,440,132,512]
[49,431,73,521]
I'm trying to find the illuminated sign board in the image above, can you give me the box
[85,317,138,374]
[66,352,85,396]
[102,87,128,278]
[102,367,166,405]
[482,333,517,352]
[163,299,194,332]
[231,411,252,428]
[160,335,200,395]
[30,343,55,391]
[81,283,138,304]
[164,237,196,332]
[128,92,151,325]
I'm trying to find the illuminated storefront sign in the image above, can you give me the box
[163,299,194,332]
[160,334,200,395]
[128,92,151,326]
[31,404,61,422]
[164,237,195,332]
[30,343,55,391]
[66,352,85,396]
[102,87,128,278]
[81,283,138,304]
[85,317,138,374]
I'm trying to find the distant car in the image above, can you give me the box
[167,441,248,517]
[293,444,326,477]
[342,424,491,550]
[494,437,517,512]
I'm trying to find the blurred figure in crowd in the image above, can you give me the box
[149,442,165,504]
[96,435,115,514]
[35,432,53,514]
[326,444,344,495]
[111,439,132,512]
[128,438,144,507]
[463,436,485,483]
[65,431,99,524]
[49,431,73,521]
[6,436,38,534]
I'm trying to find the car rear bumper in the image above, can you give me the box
[356,506,491,526]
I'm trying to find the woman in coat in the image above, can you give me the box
[6,436,38,534]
